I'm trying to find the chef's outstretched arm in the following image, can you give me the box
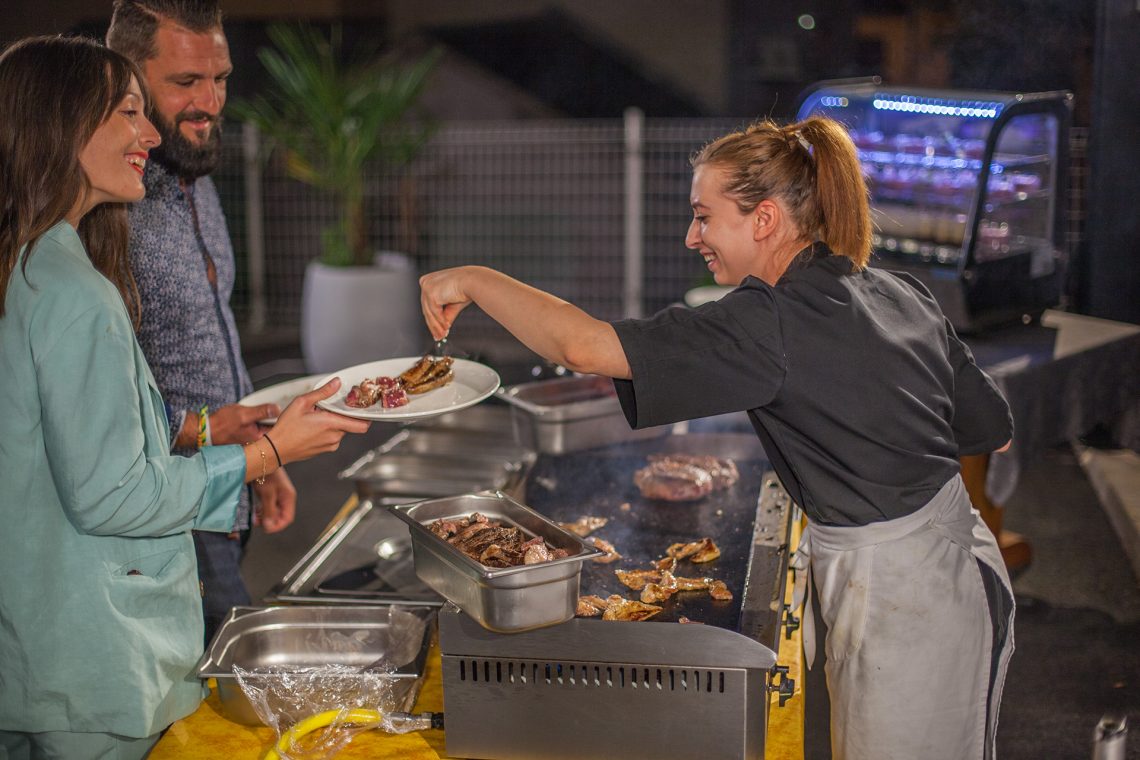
[420,266,631,379]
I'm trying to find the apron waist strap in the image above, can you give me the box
[794,474,978,670]
[810,475,968,552]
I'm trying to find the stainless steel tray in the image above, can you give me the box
[387,491,605,633]
[195,605,436,726]
[267,498,443,606]
[499,375,673,453]
[339,404,535,501]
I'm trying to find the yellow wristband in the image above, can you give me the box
[197,405,210,449]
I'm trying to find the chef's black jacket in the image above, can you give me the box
[611,244,1013,527]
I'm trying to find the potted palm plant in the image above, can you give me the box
[232,23,441,372]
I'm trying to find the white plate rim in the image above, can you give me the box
[314,356,501,421]
[238,374,323,424]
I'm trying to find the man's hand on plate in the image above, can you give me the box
[210,402,279,446]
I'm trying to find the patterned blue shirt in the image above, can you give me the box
[128,160,253,529]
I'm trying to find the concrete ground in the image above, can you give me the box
[238,347,1140,760]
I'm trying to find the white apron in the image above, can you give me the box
[791,475,1015,760]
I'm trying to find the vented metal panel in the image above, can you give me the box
[441,654,766,760]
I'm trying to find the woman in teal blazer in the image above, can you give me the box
[0,38,368,759]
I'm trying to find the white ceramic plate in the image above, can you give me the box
[315,357,501,421]
[239,375,322,424]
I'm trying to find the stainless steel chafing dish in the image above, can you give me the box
[269,404,536,605]
[339,403,534,502]
[267,496,442,605]
[194,605,435,726]
[388,491,606,633]
[499,375,676,453]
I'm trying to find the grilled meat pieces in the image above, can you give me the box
[576,595,610,617]
[602,596,663,622]
[345,375,407,409]
[615,568,733,604]
[587,536,621,563]
[558,516,609,537]
[649,454,739,490]
[574,597,665,619]
[406,369,453,394]
[659,537,721,567]
[612,536,732,605]
[429,512,568,568]
[397,356,434,386]
[403,356,454,394]
[614,568,661,591]
[633,460,712,501]
[641,573,734,604]
[575,594,664,622]
[707,580,732,601]
[345,356,456,410]
[633,454,739,501]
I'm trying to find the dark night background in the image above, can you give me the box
[4,0,1134,323]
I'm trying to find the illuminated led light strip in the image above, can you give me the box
[858,149,980,170]
[871,95,1003,119]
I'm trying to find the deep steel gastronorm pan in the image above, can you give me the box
[387,491,605,633]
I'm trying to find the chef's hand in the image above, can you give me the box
[253,467,296,534]
[210,403,279,446]
[267,379,371,465]
[420,267,475,341]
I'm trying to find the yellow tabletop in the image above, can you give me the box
[151,503,805,760]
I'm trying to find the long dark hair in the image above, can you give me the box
[0,35,146,324]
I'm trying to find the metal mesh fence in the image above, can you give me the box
[219,117,1088,353]
[219,117,741,354]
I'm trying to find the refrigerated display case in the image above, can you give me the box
[796,78,1073,332]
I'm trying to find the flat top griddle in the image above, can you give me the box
[522,432,770,631]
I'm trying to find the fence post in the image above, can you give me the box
[623,107,645,319]
[242,122,267,333]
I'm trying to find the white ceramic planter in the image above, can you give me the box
[301,254,425,374]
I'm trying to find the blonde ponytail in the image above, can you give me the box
[794,117,872,268]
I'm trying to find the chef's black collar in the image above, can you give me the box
[778,240,841,282]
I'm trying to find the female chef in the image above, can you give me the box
[418,116,1015,759]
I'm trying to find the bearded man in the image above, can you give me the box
[108,0,295,645]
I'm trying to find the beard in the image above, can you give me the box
[150,107,224,180]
